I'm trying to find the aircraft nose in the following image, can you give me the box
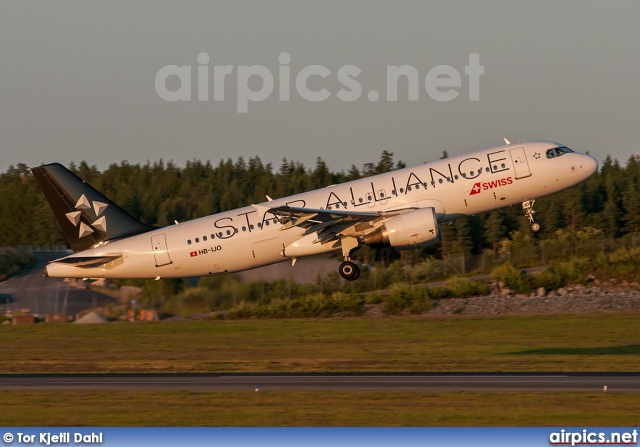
[583,153,598,174]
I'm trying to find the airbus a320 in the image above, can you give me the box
[32,140,597,281]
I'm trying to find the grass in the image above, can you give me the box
[3,313,640,427]
[1,312,640,373]
[2,390,639,426]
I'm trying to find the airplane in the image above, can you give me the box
[32,140,597,281]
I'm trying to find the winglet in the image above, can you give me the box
[503,138,511,145]
[266,195,273,202]
[250,204,271,217]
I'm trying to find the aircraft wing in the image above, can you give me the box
[254,204,415,245]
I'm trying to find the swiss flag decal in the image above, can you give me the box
[469,182,481,196]
[190,251,198,257]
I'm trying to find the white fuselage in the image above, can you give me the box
[45,141,597,279]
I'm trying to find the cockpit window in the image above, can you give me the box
[546,146,574,159]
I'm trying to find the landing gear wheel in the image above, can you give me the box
[339,261,360,281]
[530,222,541,233]
[522,200,541,234]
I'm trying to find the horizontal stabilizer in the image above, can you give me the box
[52,254,123,269]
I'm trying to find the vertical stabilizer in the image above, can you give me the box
[32,163,155,252]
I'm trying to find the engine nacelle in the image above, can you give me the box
[363,207,441,249]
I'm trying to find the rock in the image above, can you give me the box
[557,287,568,296]
[74,311,108,324]
[419,282,640,317]
[536,287,547,297]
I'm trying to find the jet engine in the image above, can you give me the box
[363,207,441,249]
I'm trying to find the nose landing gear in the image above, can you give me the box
[522,200,541,233]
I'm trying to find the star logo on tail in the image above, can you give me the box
[65,194,109,238]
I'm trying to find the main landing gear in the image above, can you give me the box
[522,200,541,233]
[338,236,361,281]
[339,260,360,281]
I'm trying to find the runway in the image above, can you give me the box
[1,373,638,392]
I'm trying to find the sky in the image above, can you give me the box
[1,0,639,173]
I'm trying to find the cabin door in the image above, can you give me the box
[151,234,172,267]
[509,147,532,179]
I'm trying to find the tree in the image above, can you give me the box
[484,211,506,252]
[375,150,395,174]
[623,179,640,234]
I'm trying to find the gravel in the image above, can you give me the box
[425,282,640,316]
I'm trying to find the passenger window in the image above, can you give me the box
[203,236,207,241]
[187,240,192,245]
[439,179,443,184]
[211,234,215,239]
[195,238,199,243]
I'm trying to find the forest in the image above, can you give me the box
[0,150,638,259]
